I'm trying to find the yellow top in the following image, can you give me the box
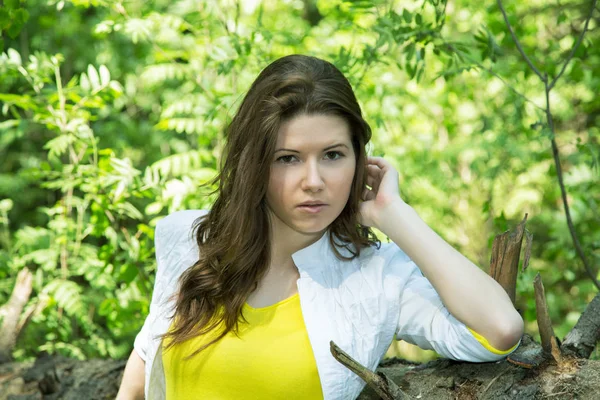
[467,327,520,355]
[162,293,324,399]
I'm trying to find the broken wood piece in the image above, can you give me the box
[523,229,533,272]
[489,213,529,305]
[0,268,33,364]
[330,340,410,400]
[533,273,560,362]
[550,336,563,365]
[506,333,545,368]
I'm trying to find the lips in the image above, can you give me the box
[297,204,327,213]
[298,202,327,207]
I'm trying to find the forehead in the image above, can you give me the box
[276,114,352,148]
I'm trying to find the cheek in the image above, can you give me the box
[342,163,356,190]
[266,173,288,207]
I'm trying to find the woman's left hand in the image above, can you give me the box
[358,156,405,228]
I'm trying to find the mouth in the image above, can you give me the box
[297,204,327,213]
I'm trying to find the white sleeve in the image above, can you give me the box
[133,217,169,362]
[394,252,520,363]
[133,209,209,362]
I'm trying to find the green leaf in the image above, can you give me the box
[0,9,10,30]
[87,64,100,90]
[7,48,22,65]
[98,64,110,86]
[80,73,91,92]
[43,135,73,159]
[0,198,13,213]
[14,8,29,24]
[6,20,23,39]
[5,0,19,9]
[119,264,139,284]
[0,119,19,131]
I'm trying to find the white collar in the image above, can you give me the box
[291,229,360,274]
[291,229,331,273]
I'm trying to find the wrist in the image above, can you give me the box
[373,197,412,232]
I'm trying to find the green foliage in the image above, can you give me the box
[0,0,598,362]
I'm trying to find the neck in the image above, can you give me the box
[267,215,326,275]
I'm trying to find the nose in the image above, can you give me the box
[301,159,325,192]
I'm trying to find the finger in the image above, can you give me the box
[367,164,385,181]
[368,160,400,188]
[366,175,376,188]
[366,156,389,170]
[366,168,381,193]
[362,188,370,200]
[365,189,376,201]
[367,157,398,180]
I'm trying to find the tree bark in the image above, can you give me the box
[561,293,600,359]
[488,214,530,305]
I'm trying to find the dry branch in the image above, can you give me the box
[330,341,409,400]
[489,214,530,305]
[533,273,563,364]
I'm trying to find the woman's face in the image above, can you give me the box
[266,113,356,236]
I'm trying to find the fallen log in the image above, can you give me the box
[1,349,599,400]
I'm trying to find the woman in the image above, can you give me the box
[117,54,523,400]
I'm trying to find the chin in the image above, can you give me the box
[295,217,338,234]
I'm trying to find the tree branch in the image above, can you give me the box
[496,0,546,82]
[443,42,546,113]
[330,341,410,400]
[561,292,600,358]
[543,80,600,291]
[549,0,598,90]
[498,0,600,291]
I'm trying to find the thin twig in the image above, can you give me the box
[544,77,600,290]
[543,78,600,291]
[480,368,509,398]
[496,0,546,82]
[497,0,600,291]
[330,341,410,400]
[549,0,598,90]
[444,42,545,112]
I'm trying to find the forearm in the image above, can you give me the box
[116,349,146,400]
[375,199,523,351]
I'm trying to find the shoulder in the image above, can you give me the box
[155,209,209,242]
[153,209,209,282]
[355,239,420,279]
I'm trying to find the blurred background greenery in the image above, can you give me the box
[0,0,598,363]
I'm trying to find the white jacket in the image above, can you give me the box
[134,209,519,400]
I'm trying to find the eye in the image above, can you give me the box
[276,155,298,164]
[325,151,344,161]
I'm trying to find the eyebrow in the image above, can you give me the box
[274,143,349,153]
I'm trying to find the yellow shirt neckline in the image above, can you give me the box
[243,292,300,312]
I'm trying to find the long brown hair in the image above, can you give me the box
[161,54,380,359]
